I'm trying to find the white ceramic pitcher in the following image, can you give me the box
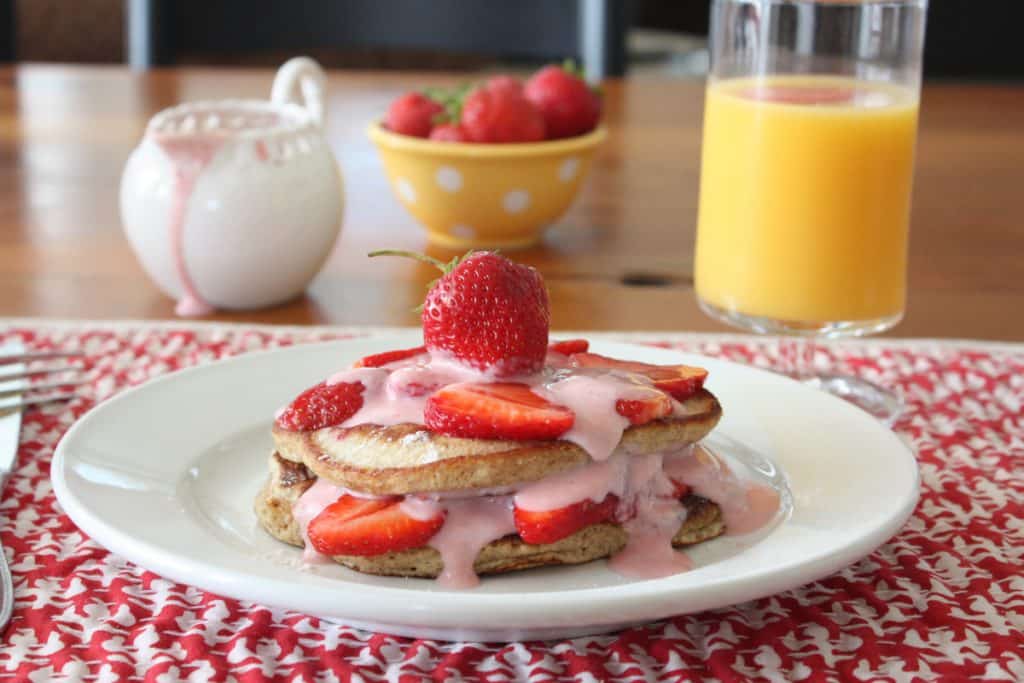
[120,57,343,316]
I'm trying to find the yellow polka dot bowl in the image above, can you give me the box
[368,123,607,249]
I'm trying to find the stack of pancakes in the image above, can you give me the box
[255,387,725,578]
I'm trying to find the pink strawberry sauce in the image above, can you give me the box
[150,133,225,318]
[291,478,347,565]
[663,447,781,536]
[609,452,694,578]
[290,350,780,588]
[401,496,516,589]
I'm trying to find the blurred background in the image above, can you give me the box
[1,0,1021,337]
[3,0,1021,79]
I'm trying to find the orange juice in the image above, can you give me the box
[695,76,919,324]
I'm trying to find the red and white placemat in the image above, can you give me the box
[0,322,1021,682]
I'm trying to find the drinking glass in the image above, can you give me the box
[695,0,928,423]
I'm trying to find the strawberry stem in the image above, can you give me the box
[422,82,474,126]
[368,249,482,277]
[562,58,584,79]
[369,249,463,314]
[368,249,449,271]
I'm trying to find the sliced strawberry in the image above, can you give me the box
[276,381,365,432]
[548,339,589,355]
[310,494,395,526]
[615,388,673,425]
[307,496,444,557]
[514,494,619,545]
[424,382,574,441]
[354,346,427,368]
[669,479,691,498]
[654,369,707,400]
[569,352,708,401]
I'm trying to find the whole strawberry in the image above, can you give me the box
[460,86,546,143]
[385,92,444,138]
[428,123,469,142]
[524,64,601,139]
[371,250,550,375]
[484,75,524,97]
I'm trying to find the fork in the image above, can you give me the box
[0,351,88,419]
[0,350,87,630]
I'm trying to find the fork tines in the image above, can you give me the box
[0,352,87,417]
[0,365,83,384]
[0,378,89,401]
[0,351,84,366]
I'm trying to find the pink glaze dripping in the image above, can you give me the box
[544,351,574,369]
[385,365,445,399]
[607,453,694,578]
[400,486,517,502]
[288,445,779,584]
[514,456,628,512]
[732,485,783,535]
[312,351,645,462]
[151,133,224,317]
[539,374,640,461]
[291,478,344,565]
[324,362,482,429]
[283,351,782,586]
[610,504,695,578]
[421,496,516,589]
[399,496,445,521]
[420,351,509,383]
[663,445,781,536]
[329,367,431,428]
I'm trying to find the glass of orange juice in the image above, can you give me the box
[695,0,928,423]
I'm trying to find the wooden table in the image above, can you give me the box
[1,65,1022,339]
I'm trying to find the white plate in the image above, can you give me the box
[52,334,918,641]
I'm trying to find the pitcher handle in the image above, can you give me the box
[271,57,327,127]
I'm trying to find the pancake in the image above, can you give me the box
[255,451,725,577]
[255,451,315,544]
[272,388,722,496]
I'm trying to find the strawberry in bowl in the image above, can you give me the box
[368,63,606,249]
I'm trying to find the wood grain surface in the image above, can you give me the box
[1,65,1022,339]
